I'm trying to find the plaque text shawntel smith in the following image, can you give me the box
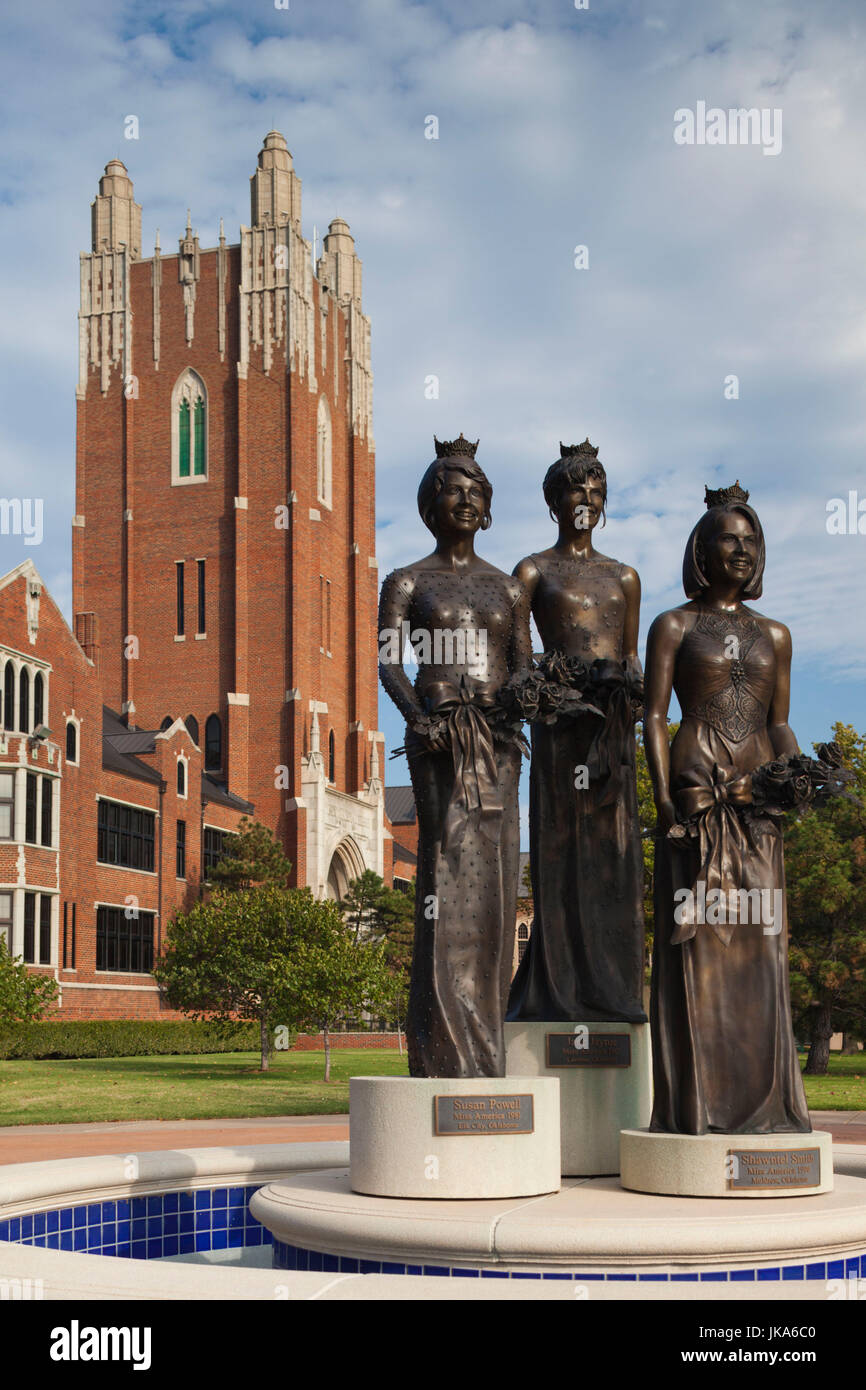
[433,1094,534,1136]
[727,1147,821,1190]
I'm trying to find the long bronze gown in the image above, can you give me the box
[379,567,529,1077]
[507,553,647,1023]
[650,608,811,1134]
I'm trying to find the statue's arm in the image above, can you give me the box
[620,564,643,681]
[511,556,541,669]
[766,619,799,757]
[644,610,683,833]
[377,571,425,725]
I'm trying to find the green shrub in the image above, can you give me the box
[0,1019,295,1060]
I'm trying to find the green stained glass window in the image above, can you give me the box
[179,399,190,477]
[193,397,205,475]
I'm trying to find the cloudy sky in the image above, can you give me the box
[1,0,864,805]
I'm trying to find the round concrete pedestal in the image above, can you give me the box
[620,1128,834,1197]
[505,1021,651,1175]
[349,1076,560,1199]
[249,1146,866,1282]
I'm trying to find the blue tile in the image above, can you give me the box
[163,1193,178,1214]
[783,1265,804,1281]
[179,1234,195,1255]
[195,1191,210,1211]
[132,1219,147,1242]
[73,1229,88,1251]
[280,1244,298,1270]
[102,1223,116,1246]
[228,1229,244,1249]
[340,1256,359,1273]
[247,1227,263,1246]
[262,1230,273,1246]
[423,1265,448,1277]
[150,1217,165,1238]
[308,1250,323,1271]
[21,1215,33,1239]
[46,1233,60,1250]
[194,1233,210,1253]
[0,1221,8,1241]
[670,1274,698,1282]
[543,1273,572,1281]
[195,1212,210,1233]
[359,1259,380,1274]
[731,1270,756,1281]
[228,1208,244,1229]
[60,1231,73,1252]
[453,1269,479,1278]
[73,1207,87,1229]
[228,1188,245,1208]
[639,1274,668,1282]
[846,1257,860,1277]
[607,1274,637,1282]
[60,1210,72,1232]
[700,1272,727,1282]
[102,1245,116,1258]
[861,1254,866,1276]
[163,1215,179,1236]
[87,1204,102,1227]
[244,1186,259,1201]
[131,1241,147,1260]
[574,1273,605,1280]
[147,1238,163,1259]
[147,1196,162,1217]
[212,1230,227,1251]
[116,1242,132,1259]
[101,1201,116,1223]
[211,1207,227,1232]
[33,1213,46,1236]
[32,1235,47,1248]
[512,1273,542,1280]
[132,1197,147,1219]
[827,1259,844,1279]
[380,1261,403,1275]
[116,1199,130,1221]
[295,1247,309,1270]
[180,1213,194,1234]
[213,1188,227,1208]
[179,1192,195,1213]
[757,1268,780,1281]
[407,1264,423,1276]
[46,1211,59,1234]
[163,1235,179,1257]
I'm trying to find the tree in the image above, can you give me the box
[208,817,293,892]
[786,723,866,1075]
[293,902,399,1081]
[635,721,678,977]
[339,870,415,1050]
[0,939,58,1021]
[154,885,323,1071]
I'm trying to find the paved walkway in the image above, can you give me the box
[0,1111,863,1167]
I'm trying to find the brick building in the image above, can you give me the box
[0,133,392,1018]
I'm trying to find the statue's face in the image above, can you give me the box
[555,477,604,532]
[703,510,757,588]
[432,468,486,535]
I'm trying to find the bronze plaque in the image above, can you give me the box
[726,1147,821,1191]
[545,1032,632,1068]
[433,1093,534,1136]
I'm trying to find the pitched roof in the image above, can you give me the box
[385,784,416,824]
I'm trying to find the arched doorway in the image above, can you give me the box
[325,836,366,902]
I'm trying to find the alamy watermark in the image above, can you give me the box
[674,882,783,935]
[0,498,43,546]
[674,102,782,156]
[379,623,487,667]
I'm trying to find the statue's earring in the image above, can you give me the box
[480,513,491,531]
[548,506,558,524]
[600,505,607,529]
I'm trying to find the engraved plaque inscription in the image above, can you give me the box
[726,1147,821,1191]
[433,1093,534,1136]
[545,1032,632,1068]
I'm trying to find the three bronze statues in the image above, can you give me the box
[379,442,837,1138]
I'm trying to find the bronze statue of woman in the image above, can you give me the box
[506,440,647,1024]
[644,483,810,1134]
[378,435,532,1077]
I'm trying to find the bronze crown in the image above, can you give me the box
[560,438,599,459]
[434,432,479,460]
[705,480,750,509]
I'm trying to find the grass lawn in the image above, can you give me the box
[0,1049,861,1127]
[0,1049,409,1126]
[799,1052,866,1112]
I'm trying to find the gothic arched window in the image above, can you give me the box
[205,714,222,772]
[316,395,332,509]
[33,672,44,729]
[177,759,187,797]
[18,668,29,733]
[172,369,207,484]
[517,922,530,963]
[160,716,173,732]
[328,729,336,784]
[66,720,78,764]
[3,662,13,730]
[185,715,199,745]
